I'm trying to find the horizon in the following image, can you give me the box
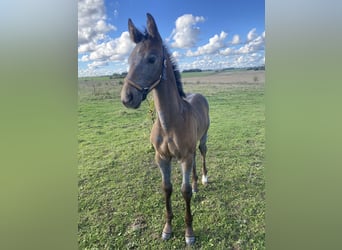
[78,65,265,79]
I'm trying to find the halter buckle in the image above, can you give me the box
[141,87,149,101]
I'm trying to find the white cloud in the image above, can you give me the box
[79,55,89,62]
[79,31,134,76]
[179,54,232,71]
[247,28,257,41]
[220,47,233,56]
[88,60,108,69]
[78,0,135,77]
[186,31,228,56]
[78,43,96,53]
[78,0,116,53]
[237,33,265,54]
[174,27,265,72]
[231,34,240,44]
[171,51,182,59]
[88,31,134,62]
[171,14,205,49]
[235,53,262,66]
[178,50,264,71]
[78,67,112,77]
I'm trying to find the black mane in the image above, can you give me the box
[164,46,186,98]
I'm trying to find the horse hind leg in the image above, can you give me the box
[199,133,208,185]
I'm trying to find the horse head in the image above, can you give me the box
[121,13,165,109]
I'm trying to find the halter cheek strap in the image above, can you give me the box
[125,73,162,101]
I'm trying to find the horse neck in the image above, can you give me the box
[152,58,183,130]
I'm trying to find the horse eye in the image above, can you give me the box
[147,55,156,64]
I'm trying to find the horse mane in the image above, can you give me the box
[164,45,186,98]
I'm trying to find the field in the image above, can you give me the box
[78,70,265,249]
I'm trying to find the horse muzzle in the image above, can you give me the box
[120,83,143,109]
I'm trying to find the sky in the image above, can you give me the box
[78,0,265,77]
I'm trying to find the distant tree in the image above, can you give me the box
[182,69,202,73]
[110,72,128,79]
[247,65,265,71]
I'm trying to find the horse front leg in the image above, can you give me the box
[191,152,199,193]
[181,155,195,245]
[155,153,173,240]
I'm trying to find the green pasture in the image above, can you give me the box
[78,74,265,249]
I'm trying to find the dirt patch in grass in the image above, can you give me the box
[128,215,147,233]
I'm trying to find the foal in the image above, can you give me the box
[121,13,210,245]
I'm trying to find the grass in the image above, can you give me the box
[78,74,265,249]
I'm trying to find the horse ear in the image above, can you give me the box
[128,18,144,43]
[146,13,162,41]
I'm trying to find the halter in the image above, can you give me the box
[124,47,167,101]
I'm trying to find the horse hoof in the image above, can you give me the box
[185,236,195,245]
[202,175,208,185]
[162,232,171,240]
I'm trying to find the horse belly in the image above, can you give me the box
[185,93,210,138]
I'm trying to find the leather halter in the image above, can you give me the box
[124,48,167,101]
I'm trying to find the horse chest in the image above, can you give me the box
[151,110,197,160]
[166,136,181,158]
[151,132,188,160]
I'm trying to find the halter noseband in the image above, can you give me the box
[124,48,167,101]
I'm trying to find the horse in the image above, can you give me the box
[120,13,210,245]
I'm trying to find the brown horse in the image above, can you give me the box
[121,13,210,245]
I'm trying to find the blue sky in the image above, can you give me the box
[78,0,265,76]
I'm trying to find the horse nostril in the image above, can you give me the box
[122,92,133,105]
[127,93,133,102]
